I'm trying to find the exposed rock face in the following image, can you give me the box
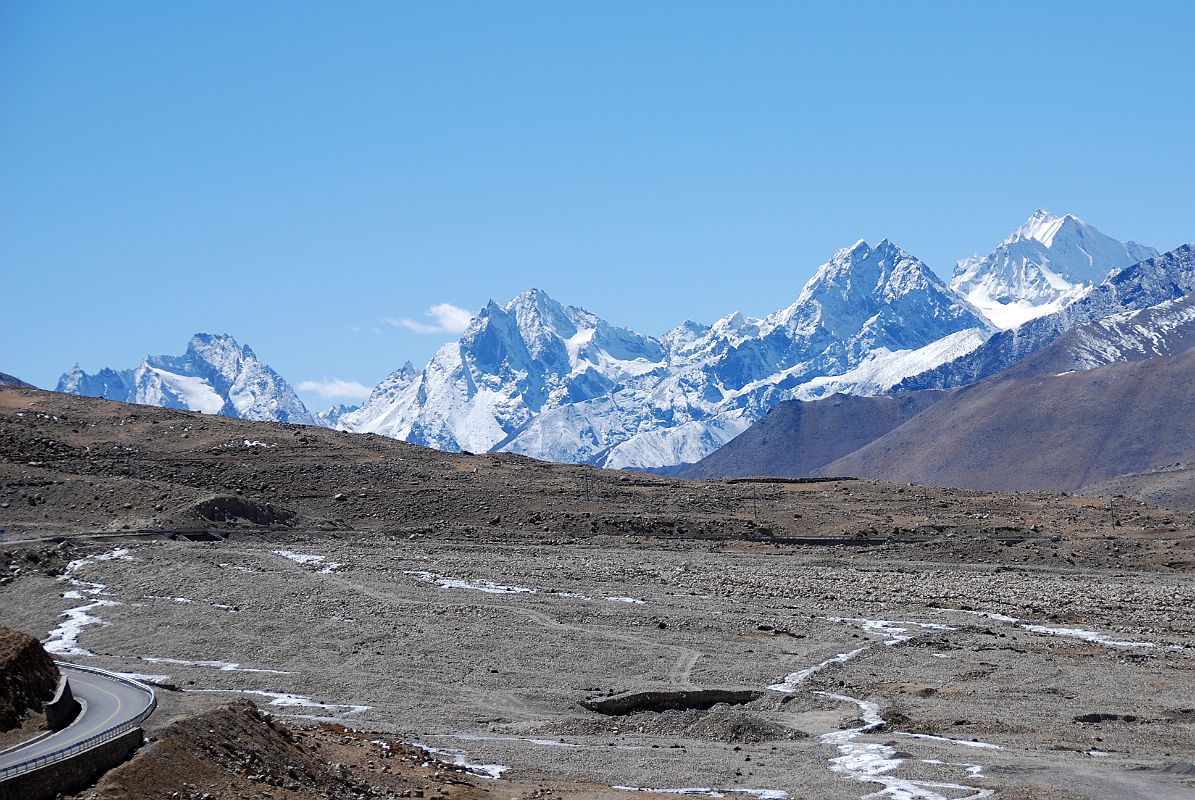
[0,625,59,731]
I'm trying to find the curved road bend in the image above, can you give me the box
[0,664,154,773]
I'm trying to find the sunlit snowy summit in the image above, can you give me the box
[950,209,1157,329]
[57,333,316,425]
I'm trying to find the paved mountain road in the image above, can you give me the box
[0,664,155,776]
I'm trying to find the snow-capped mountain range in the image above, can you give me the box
[342,238,989,469]
[52,211,1191,471]
[57,334,318,426]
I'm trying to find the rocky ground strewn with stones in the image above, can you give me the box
[1,387,1193,799]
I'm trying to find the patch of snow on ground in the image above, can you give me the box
[827,617,955,645]
[192,688,370,715]
[405,570,537,595]
[447,733,582,748]
[612,789,725,798]
[1019,623,1154,649]
[406,571,650,604]
[768,647,868,693]
[274,550,341,573]
[816,692,993,800]
[959,610,1154,648]
[63,547,134,576]
[44,598,120,656]
[45,547,136,655]
[243,439,275,448]
[117,672,172,684]
[921,760,986,779]
[769,618,954,693]
[614,788,788,799]
[899,733,1001,750]
[412,742,508,780]
[141,656,290,674]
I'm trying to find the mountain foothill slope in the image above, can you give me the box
[679,389,945,480]
[821,341,1195,494]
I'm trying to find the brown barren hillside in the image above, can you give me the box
[821,345,1195,493]
[681,390,944,479]
[2,383,1194,572]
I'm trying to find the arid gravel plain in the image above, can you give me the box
[1,387,1193,799]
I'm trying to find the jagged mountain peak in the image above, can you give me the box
[503,287,588,339]
[56,333,316,426]
[326,220,1176,472]
[1005,208,1076,247]
[793,238,953,313]
[950,210,1158,329]
[188,331,250,354]
[661,320,713,359]
[343,288,668,454]
[315,402,360,429]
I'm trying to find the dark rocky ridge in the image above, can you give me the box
[0,625,59,732]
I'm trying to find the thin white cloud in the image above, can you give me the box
[297,379,372,401]
[388,302,473,335]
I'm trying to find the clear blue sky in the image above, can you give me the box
[3,1,1193,408]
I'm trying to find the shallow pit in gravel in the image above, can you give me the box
[581,688,763,716]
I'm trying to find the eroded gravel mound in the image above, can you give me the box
[78,701,499,800]
[555,704,802,744]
